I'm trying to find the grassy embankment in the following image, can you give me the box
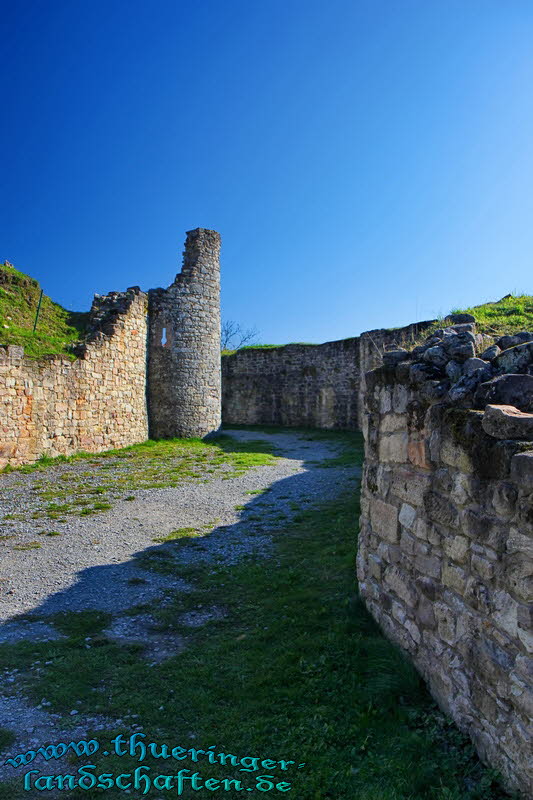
[0,261,88,359]
[0,430,515,799]
[451,294,533,337]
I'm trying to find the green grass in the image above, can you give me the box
[222,342,319,356]
[0,435,279,534]
[450,294,533,337]
[0,727,15,754]
[152,527,200,543]
[0,432,513,799]
[12,541,41,550]
[0,261,89,359]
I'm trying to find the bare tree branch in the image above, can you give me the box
[221,320,260,351]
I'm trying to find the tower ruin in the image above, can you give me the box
[147,228,221,438]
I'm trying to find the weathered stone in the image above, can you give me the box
[383,349,409,366]
[398,502,417,530]
[446,313,476,325]
[443,535,469,564]
[423,346,448,367]
[443,562,467,594]
[445,359,462,383]
[379,432,409,463]
[475,373,533,413]
[369,497,399,542]
[381,413,407,433]
[494,341,533,374]
[463,357,490,376]
[356,314,533,797]
[480,344,501,361]
[496,331,533,351]
[510,450,533,487]
[384,565,417,606]
[444,333,476,363]
[482,404,533,441]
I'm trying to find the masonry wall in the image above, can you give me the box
[0,288,149,468]
[357,353,533,795]
[221,319,435,431]
[222,338,360,430]
[148,228,221,439]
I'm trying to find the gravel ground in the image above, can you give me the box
[0,428,359,783]
[0,429,355,623]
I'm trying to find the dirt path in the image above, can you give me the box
[0,428,359,782]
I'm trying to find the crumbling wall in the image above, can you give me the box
[221,319,435,431]
[222,338,360,430]
[357,324,533,797]
[0,288,149,467]
[147,228,221,438]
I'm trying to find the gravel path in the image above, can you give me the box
[0,429,356,624]
[0,428,359,782]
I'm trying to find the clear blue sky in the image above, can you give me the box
[2,0,532,343]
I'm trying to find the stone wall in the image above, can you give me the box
[221,319,435,431]
[222,338,360,430]
[357,324,533,796]
[0,288,149,468]
[148,228,221,438]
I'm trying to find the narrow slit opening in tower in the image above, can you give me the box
[161,327,167,346]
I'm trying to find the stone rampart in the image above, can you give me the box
[357,324,533,796]
[0,288,149,467]
[221,339,360,430]
[221,319,435,431]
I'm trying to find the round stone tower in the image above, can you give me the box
[147,228,221,438]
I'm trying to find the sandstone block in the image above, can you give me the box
[379,432,409,463]
[384,565,417,607]
[369,497,399,542]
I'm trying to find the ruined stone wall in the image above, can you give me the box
[221,319,435,431]
[147,228,221,439]
[222,338,360,430]
[357,319,435,427]
[357,326,533,797]
[0,289,149,468]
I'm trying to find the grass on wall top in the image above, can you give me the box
[0,262,89,359]
[450,294,533,337]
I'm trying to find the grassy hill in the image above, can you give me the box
[0,261,89,359]
[450,294,533,337]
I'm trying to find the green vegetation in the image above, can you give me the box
[450,293,533,337]
[0,727,15,754]
[0,261,89,359]
[0,431,513,799]
[222,342,319,356]
[0,435,279,533]
[152,526,200,543]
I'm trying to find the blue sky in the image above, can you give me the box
[2,0,532,343]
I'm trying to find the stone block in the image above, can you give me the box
[492,590,519,638]
[381,413,407,433]
[384,565,417,607]
[434,602,457,644]
[398,502,417,530]
[471,554,496,582]
[414,554,441,579]
[443,535,469,564]
[379,432,409,463]
[369,497,399,542]
[510,451,533,488]
[424,491,460,528]
[482,404,533,441]
[416,594,436,628]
